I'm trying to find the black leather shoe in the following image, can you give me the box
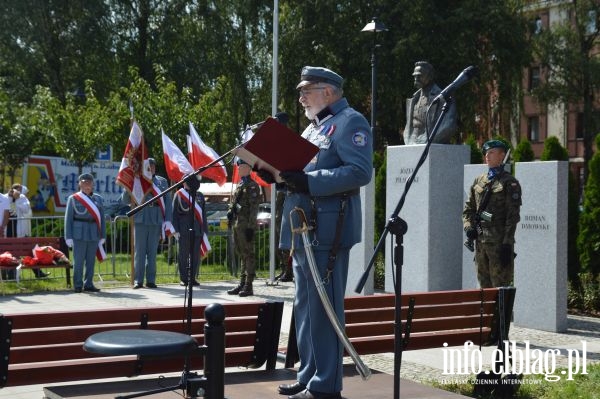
[192,280,200,286]
[278,382,306,396]
[74,288,82,293]
[288,390,341,399]
[133,284,143,289]
[146,283,158,288]
[180,281,187,286]
[83,286,101,292]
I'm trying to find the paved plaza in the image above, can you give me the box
[1,279,599,398]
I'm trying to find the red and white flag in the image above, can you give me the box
[116,121,153,205]
[231,127,269,186]
[162,130,194,182]
[187,122,227,186]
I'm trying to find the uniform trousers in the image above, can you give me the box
[134,224,161,285]
[232,225,256,277]
[293,247,349,395]
[73,239,98,289]
[177,231,201,283]
[475,241,514,288]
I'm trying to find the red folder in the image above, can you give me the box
[235,117,319,183]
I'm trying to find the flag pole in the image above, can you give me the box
[128,100,135,286]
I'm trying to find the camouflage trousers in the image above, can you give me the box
[474,241,514,288]
[233,225,256,277]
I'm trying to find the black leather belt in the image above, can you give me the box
[74,218,95,223]
[286,188,360,197]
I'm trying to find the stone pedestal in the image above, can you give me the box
[385,144,470,293]
[347,170,375,296]
[514,161,568,332]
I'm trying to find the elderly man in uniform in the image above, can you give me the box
[121,158,172,289]
[64,173,105,292]
[258,66,372,399]
[403,61,457,145]
[463,140,522,288]
[226,159,261,297]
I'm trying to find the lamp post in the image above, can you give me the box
[361,17,387,148]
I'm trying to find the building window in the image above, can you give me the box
[576,112,584,139]
[587,11,597,35]
[535,16,543,34]
[528,116,540,142]
[529,67,541,91]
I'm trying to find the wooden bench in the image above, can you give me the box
[283,287,516,366]
[0,236,71,287]
[0,300,284,388]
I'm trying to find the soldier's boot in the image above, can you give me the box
[227,275,245,295]
[238,275,254,297]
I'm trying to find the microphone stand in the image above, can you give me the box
[354,97,453,399]
[125,145,239,398]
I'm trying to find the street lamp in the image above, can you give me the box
[361,17,387,147]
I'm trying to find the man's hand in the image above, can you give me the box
[499,244,513,267]
[280,171,309,193]
[255,169,276,184]
[66,239,74,248]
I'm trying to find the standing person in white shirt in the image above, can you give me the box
[7,184,49,278]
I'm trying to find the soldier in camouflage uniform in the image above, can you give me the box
[226,159,262,297]
[463,140,522,288]
[275,188,293,281]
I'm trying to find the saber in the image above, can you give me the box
[290,207,372,381]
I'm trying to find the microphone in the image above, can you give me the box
[247,112,289,130]
[436,66,479,101]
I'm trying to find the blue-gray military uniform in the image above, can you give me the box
[280,67,373,396]
[64,174,105,291]
[121,172,172,286]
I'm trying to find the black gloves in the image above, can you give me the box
[244,228,254,242]
[465,227,478,240]
[227,210,234,221]
[280,171,309,193]
[499,244,513,267]
[255,169,276,184]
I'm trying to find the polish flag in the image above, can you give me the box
[162,130,194,182]
[116,121,153,205]
[188,122,228,186]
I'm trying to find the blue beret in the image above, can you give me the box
[297,66,343,89]
[482,140,508,154]
[79,173,94,181]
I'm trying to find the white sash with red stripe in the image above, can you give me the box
[151,183,176,239]
[72,192,107,262]
[176,188,211,257]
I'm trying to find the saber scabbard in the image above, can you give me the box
[290,207,372,381]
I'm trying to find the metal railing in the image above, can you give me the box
[6,215,271,283]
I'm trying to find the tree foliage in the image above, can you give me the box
[578,134,600,275]
[531,0,600,182]
[513,138,535,162]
